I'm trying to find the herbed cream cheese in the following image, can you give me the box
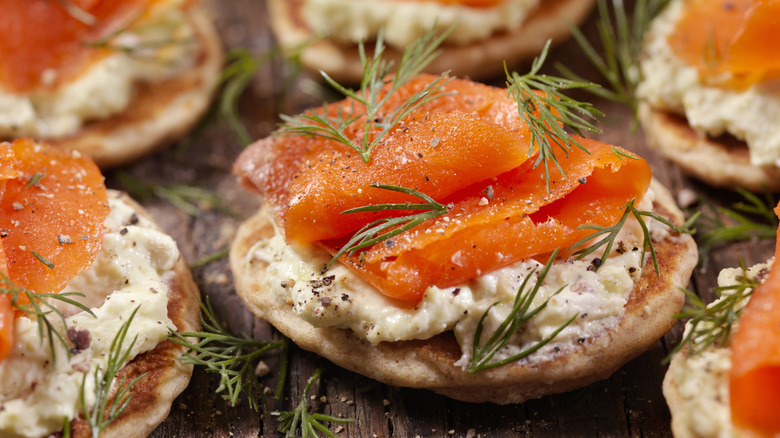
[302,0,540,49]
[250,189,666,367]
[665,261,770,438]
[0,0,199,139]
[0,197,179,438]
[637,0,780,167]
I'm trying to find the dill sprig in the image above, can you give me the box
[167,296,287,412]
[692,188,777,267]
[506,40,603,192]
[557,0,670,126]
[274,368,353,438]
[279,27,453,163]
[81,306,147,438]
[570,199,691,276]
[469,249,578,373]
[668,261,758,360]
[55,0,96,26]
[114,171,235,217]
[0,272,94,368]
[328,184,450,268]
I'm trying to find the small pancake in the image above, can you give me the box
[269,0,596,82]
[65,191,201,438]
[230,179,697,404]
[639,102,780,192]
[45,6,223,169]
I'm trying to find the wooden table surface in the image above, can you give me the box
[107,1,776,436]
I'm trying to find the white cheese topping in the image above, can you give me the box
[302,0,540,49]
[250,189,665,367]
[638,0,780,167]
[665,261,770,438]
[0,197,180,438]
[0,0,199,139]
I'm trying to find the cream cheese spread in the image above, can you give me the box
[249,188,667,367]
[0,196,180,438]
[665,261,770,438]
[0,0,199,139]
[302,0,540,49]
[638,0,780,167]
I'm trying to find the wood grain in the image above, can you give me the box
[101,0,774,436]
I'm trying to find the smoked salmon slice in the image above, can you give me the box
[235,74,651,301]
[0,138,109,361]
[729,201,780,436]
[0,0,158,93]
[668,0,780,88]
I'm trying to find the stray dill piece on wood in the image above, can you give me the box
[327,184,450,268]
[506,39,603,192]
[692,188,778,267]
[668,261,759,360]
[558,0,670,126]
[81,306,147,438]
[570,199,692,276]
[274,368,353,438]
[279,27,453,163]
[168,296,287,412]
[114,171,235,217]
[0,272,94,368]
[469,249,578,373]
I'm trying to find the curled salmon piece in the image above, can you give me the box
[729,201,780,437]
[235,74,651,301]
[667,0,780,88]
[0,0,161,93]
[0,138,109,361]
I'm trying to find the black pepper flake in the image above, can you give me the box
[150,287,159,294]
[424,176,430,181]
[0,230,7,238]
[318,297,332,307]
[591,258,602,268]
[581,313,588,318]
[341,294,350,302]
[628,267,637,273]
[57,234,73,245]
[554,346,560,352]
[120,228,129,235]
[578,177,587,184]
[577,338,586,344]
[129,213,139,225]
[310,275,336,289]
[281,281,289,288]
[67,327,91,352]
[417,152,423,158]
[384,239,395,248]
[452,288,461,296]
[482,185,494,199]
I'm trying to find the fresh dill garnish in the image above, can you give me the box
[0,272,94,368]
[31,251,55,269]
[188,247,230,269]
[667,261,758,360]
[167,296,287,412]
[557,0,670,126]
[279,27,453,163]
[468,249,577,373]
[692,188,777,267]
[274,368,353,438]
[25,172,46,189]
[328,184,450,268]
[85,17,195,63]
[570,199,690,276]
[219,39,313,146]
[114,171,235,217]
[506,40,603,192]
[54,0,96,26]
[81,306,147,438]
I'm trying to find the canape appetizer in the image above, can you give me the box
[664,201,780,437]
[638,0,780,191]
[229,36,697,403]
[268,0,596,81]
[0,0,223,167]
[0,138,200,437]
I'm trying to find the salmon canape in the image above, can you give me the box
[0,0,222,167]
[638,0,780,191]
[0,139,200,437]
[230,39,697,403]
